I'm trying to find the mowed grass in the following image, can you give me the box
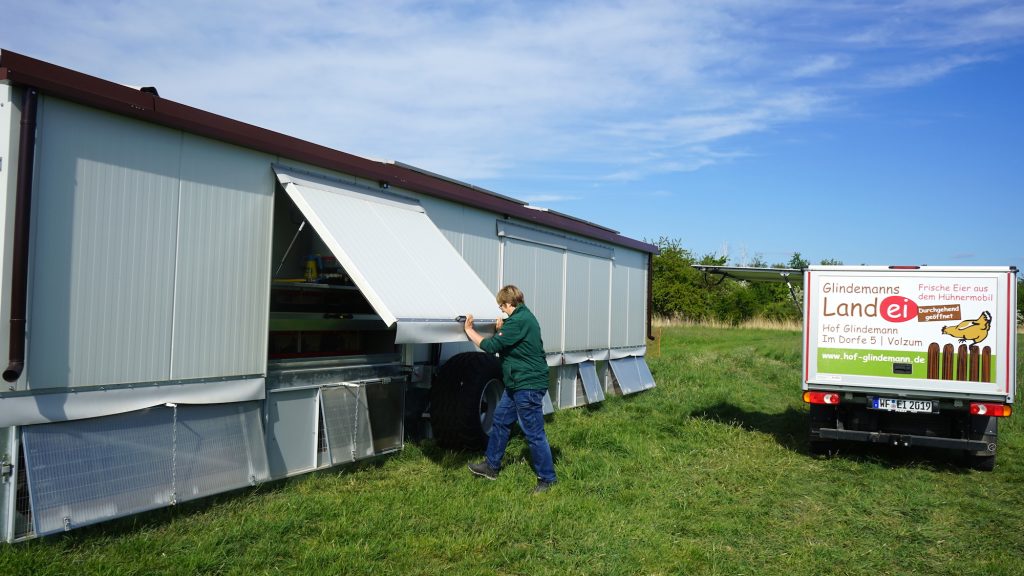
[2,326,1023,575]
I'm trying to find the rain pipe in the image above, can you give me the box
[647,252,655,341]
[3,87,38,382]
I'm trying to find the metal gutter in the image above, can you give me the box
[0,49,657,254]
[3,86,37,382]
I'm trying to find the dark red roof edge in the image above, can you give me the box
[0,49,657,254]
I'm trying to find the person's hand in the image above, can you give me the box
[495,316,504,330]
[464,314,475,331]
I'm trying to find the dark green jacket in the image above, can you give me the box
[479,304,549,391]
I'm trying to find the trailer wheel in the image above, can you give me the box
[431,352,504,450]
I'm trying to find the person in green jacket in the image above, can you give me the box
[464,285,557,493]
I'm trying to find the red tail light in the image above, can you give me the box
[803,391,840,405]
[970,403,1012,417]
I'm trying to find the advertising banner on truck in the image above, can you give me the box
[804,268,1016,401]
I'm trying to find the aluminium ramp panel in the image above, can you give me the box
[556,365,579,408]
[21,402,267,536]
[555,362,606,408]
[542,391,555,415]
[364,380,406,454]
[609,356,656,395]
[265,388,320,478]
[578,361,606,403]
[274,165,498,344]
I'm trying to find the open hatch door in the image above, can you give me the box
[274,165,498,344]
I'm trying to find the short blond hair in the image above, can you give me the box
[496,285,525,307]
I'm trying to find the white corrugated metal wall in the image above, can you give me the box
[502,239,565,353]
[611,248,648,349]
[27,97,273,390]
[30,97,180,389]
[419,197,501,293]
[417,193,649,356]
[172,135,274,379]
[565,252,612,352]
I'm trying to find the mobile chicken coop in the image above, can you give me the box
[0,51,657,541]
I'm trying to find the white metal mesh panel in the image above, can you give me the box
[22,407,175,535]
[174,402,269,503]
[321,385,374,465]
[21,402,270,535]
[579,361,606,403]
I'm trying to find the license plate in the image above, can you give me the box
[870,397,935,413]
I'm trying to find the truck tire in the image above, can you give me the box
[431,352,504,450]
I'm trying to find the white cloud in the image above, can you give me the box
[791,54,849,78]
[862,54,992,89]
[3,0,1022,184]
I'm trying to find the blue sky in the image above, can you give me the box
[3,0,1023,267]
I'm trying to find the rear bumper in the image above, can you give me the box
[815,427,994,452]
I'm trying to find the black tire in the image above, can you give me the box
[431,352,504,450]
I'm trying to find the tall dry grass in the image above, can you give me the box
[653,316,802,331]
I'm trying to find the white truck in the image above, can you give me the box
[698,265,1018,470]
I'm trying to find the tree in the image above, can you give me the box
[788,252,810,270]
[649,237,700,319]
[1018,275,1023,326]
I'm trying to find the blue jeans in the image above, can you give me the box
[485,388,557,483]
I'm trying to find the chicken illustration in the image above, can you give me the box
[941,311,992,345]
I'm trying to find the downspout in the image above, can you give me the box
[646,252,654,341]
[3,87,38,383]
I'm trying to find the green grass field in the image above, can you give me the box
[2,326,1022,575]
